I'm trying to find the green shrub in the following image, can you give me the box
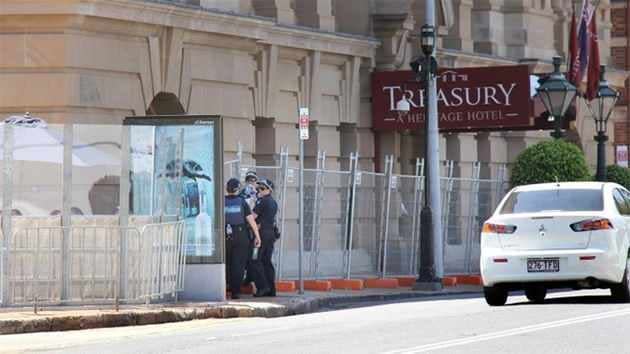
[605,165,630,189]
[511,140,590,187]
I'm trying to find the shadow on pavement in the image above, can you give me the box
[507,294,621,306]
[318,292,486,312]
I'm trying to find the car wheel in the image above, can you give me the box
[484,286,508,306]
[525,286,547,304]
[611,257,630,303]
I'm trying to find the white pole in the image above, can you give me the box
[426,0,443,278]
[298,137,305,294]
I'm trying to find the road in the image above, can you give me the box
[1,289,629,354]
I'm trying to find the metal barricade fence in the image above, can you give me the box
[350,169,388,278]
[307,167,352,279]
[1,221,185,306]
[384,173,422,277]
[222,144,509,280]
[0,229,4,305]
[136,221,186,303]
[442,176,508,275]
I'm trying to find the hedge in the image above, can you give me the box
[511,140,590,187]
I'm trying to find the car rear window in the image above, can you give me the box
[500,189,603,214]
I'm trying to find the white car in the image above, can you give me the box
[480,182,630,306]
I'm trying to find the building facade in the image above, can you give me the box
[612,0,630,160]
[0,0,628,217]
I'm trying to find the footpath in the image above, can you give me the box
[0,277,482,335]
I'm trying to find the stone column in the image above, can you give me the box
[400,130,422,175]
[476,132,508,180]
[443,0,474,52]
[253,117,278,166]
[200,0,252,13]
[446,133,478,178]
[303,122,320,169]
[597,0,613,68]
[372,0,415,71]
[471,0,506,56]
[358,65,376,172]
[378,131,402,173]
[504,131,529,181]
[295,0,335,31]
[503,0,557,59]
[444,133,478,254]
[252,0,296,25]
[551,0,571,59]
[333,0,372,36]
[340,123,358,171]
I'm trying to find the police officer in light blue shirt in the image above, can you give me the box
[225,178,261,299]
[240,171,258,210]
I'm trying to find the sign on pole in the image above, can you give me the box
[299,108,310,140]
[297,107,308,295]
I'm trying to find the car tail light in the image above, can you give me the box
[482,223,517,234]
[570,219,613,232]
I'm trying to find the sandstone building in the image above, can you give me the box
[0,0,627,216]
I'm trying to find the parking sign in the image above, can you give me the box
[299,108,309,140]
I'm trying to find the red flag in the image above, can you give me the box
[568,2,579,85]
[586,11,600,101]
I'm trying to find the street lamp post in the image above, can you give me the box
[413,23,442,291]
[394,16,442,288]
[536,56,578,139]
[587,65,620,182]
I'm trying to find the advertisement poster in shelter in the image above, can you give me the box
[153,125,216,258]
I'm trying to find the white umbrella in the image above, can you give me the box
[0,114,120,167]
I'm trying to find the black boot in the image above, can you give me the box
[254,288,271,297]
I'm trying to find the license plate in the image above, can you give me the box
[527,258,559,273]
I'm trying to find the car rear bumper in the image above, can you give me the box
[480,248,623,287]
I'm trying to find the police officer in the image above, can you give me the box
[251,178,278,297]
[239,171,258,289]
[225,178,261,299]
[239,171,258,210]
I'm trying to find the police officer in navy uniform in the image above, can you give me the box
[225,178,261,299]
[239,171,258,290]
[251,178,278,297]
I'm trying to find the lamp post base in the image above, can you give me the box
[413,280,443,291]
[415,206,443,291]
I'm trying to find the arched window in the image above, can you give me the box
[147,92,186,115]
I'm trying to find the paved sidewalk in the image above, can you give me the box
[0,285,481,335]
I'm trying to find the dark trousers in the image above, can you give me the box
[226,225,251,296]
[250,228,276,294]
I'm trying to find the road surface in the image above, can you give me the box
[1,289,629,353]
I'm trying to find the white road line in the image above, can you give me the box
[384,308,630,354]
[229,327,290,338]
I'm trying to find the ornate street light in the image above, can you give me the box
[536,56,578,139]
[420,24,436,56]
[395,22,442,290]
[587,65,620,182]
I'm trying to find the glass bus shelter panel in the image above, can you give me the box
[0,123,64,217]
[72,124,122,218]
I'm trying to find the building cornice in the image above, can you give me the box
[0,0,380,59]
[437,48,519,66]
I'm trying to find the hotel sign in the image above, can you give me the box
[372,65,532,132]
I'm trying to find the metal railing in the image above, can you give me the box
[0,221,185,306]
[225,145,509,280]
